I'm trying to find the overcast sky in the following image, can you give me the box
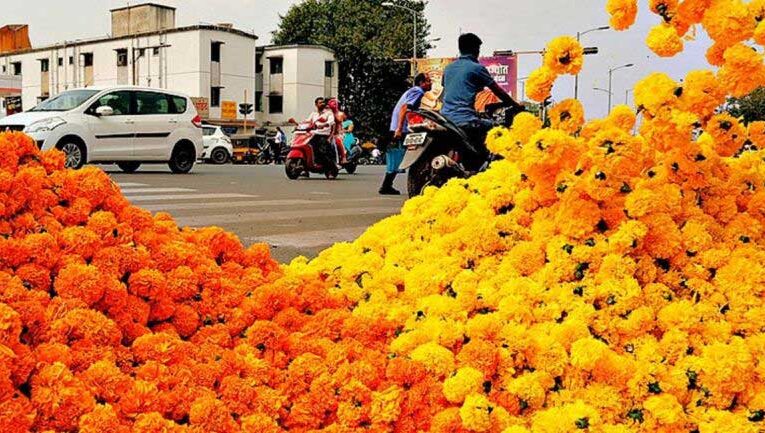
[4,0,712,118]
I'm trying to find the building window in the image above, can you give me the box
[83,53,93,67]
[268,94,283,114]
[255,91,263,112]
[116,49,128,67]
[40,59,49,72]
[269,57,283,75]
[153,47,160,56]
[211,87,221,107]
[11,62,21,75]
[69,56,74,65]
[256,53,263,74]
[325,61,334,78]
[1,65,5,73]
[58,57,64,67]
[211,42,222,62]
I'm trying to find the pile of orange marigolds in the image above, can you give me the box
[6,1,765,432]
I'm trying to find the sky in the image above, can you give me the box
[3,0,714,119]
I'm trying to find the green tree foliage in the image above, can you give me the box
[273,0,431,138]
[725,87,765,124]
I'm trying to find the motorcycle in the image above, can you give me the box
[285,123,354,180]
[342,138,363,174]
[400,102,524,197]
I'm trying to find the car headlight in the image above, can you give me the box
[25,117,67,134]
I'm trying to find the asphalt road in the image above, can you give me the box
[101,163,407,263]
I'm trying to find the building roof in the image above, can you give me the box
[0,24,258,57]
[110,2,176,12]
[258,44,335,55]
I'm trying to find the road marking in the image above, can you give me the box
[175,206,398,227]
[127,193,256,202]
[115,182,149,188]
[121,187,197,194]
[246,226,371,249]
[309,191,332,195]
[140,197,403,212]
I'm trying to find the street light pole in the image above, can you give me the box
[574,26,609,100]
[625,88,633,105]
[607,63,634,113]
[382,2,420,77]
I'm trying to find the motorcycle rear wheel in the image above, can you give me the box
[407,149,452,198]
[344,162,357,174]
[325,166,339,180]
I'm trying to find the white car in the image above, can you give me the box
[0,86,204,174]
[202,125,233,164]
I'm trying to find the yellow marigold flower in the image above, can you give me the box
[443,367,484,404]
[459,394,493,432]
[526,66,557,102]
[705,113,747,157]
[634,72,679,115]
[607,105,637,131]
[748,121,765,149]
[701,0,754,46]
[409,341,455,378]
[647,23,684,57]
[718,43,765,98]
[501,426,531,433]
[369,386,403,424]
[607,0,638,30]
[549,99,585,134]
[543,36,584,75]
[644,394,684,425]
[678,70,726,120]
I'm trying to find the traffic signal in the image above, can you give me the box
[239,103,253,116]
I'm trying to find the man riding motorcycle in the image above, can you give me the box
[441,33,524,153]
[305,97,336,165]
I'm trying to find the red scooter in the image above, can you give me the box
[285,123,349,180]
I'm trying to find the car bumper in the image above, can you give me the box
[25,131,53,150]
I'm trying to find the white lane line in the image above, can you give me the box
[309,191,332,195]
[175,206,399,227]
[115,182,149,188]
[245,226,371,249]
[128,193,256,202]
[122,187,197,194]
[140,197,403,212]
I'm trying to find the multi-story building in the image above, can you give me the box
[0,3,338,129]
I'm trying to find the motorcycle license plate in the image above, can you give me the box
[404,133,427,149]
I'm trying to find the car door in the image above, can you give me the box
[134,91,175,160]
[85,90,136,161]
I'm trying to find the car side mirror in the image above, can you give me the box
[95,106,114,117]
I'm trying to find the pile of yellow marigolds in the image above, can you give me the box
[4,1,765,432]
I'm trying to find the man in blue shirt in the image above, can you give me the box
[379,73,432,195]
[442,33,522,152]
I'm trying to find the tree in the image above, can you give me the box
[725,87,765,124]
[273,0,431,139]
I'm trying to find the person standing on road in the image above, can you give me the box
[379,73,432,195]
[441,33,523,151]
[274,127,287,164]
[306,97,335,164]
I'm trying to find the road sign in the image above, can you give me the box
[191,97,209,119]
[221,101,237,120]
[239,103,253,116]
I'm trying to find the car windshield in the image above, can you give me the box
[203,127,216,136]
[29,89,100,112]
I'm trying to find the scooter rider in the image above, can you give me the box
[306,97,336,164]
[441,33,523,152]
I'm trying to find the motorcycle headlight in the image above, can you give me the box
[25,117,67,134]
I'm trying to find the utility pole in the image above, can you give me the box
[574,26,609,100]
[608,63,634,113]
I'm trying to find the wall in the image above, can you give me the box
[257,46,338,126]
[111,5,176,38]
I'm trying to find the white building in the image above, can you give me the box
[0,3,338,129]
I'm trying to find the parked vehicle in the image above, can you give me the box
[285,123,341,180]
[201,125,233,164]
[401,102,523,197]
[0,86,203,173]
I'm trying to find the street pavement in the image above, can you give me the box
[101,163,407,263]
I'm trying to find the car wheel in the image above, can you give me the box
[210,147,229,165]
[58,140,86,170]
[168,142,196,174]
[117,162,141,173]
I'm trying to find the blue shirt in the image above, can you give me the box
[442,55,495,126]
[390,86,425,132]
